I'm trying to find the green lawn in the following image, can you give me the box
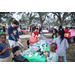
[0,36,75,62]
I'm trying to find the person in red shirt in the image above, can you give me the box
[64,27,69,33]
[33,28,39,37]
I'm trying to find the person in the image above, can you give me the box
[64,27,68,33]
[58,25,62,31]
[2,26,6,34]
[53,29,69,62]
[18,25,22,35]
[8,20,21,48]
[44,43,58,62]
[52,29,57,41]
[69,27,75,45]
[32,25,36,32]
[29,33,38,46]
[33,28,39,38]
[0,34,13,62]
[39,26,42,34]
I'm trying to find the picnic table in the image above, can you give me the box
[21,39,51,62]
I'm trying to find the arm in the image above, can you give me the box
[0,47,8,55]
[16,28,20,39]
[65,39,69,50]
[47,54,58,62]
[8,27,16,41]
[9,45,14,51]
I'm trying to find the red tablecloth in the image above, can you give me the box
[21,30,26,32]
[18,30,26,32]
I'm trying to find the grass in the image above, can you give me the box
[0,35,75,62]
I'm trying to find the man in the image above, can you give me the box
[8,20,21,48]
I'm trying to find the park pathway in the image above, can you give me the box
[6,33,52,39]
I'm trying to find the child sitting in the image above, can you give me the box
[0,34,13,62]
[52,29,57,41]
[44,43,58,62]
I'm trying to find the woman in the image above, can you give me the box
[29,33,38,45]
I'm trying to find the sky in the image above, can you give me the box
[13,12,53,21]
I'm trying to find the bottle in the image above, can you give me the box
[19,42,23,47]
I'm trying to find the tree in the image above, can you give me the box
[52,12,70,26]
[37,12,48,28]
[0,12,15,25]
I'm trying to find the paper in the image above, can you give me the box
[35,53,38,56]
[29,54,32,57]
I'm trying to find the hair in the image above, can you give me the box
[59,25,62,30]
[52,29,57,34]
[57,29,65,44]
[0,34,6,38]
[70,27,73,29]
[50,43,57,50]
[65,27,68,29]
[36,28,38,30]
[12,20,19,25]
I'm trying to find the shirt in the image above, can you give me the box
[69,29,75,37]
[0,43,10,58]
[29,37,38,45]
[53,36,69,56]
[8,25,19,41]
[47,51,58,62]
[64,29,68,33]
[33,31,39,37]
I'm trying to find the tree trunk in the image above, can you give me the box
[41,21,44,29]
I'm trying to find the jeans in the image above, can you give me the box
[62,56,67,62]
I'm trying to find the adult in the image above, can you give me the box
[39,26,42,34]
[64,27,68,33]
[8,20,21,48]
[69,27,75,45]
[2,26,6,34]
[29,33,38,45]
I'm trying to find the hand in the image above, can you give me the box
[43,51,49,53]
[18,39,21,43]
[3,46,8,53]
[11,44,14,48]
[45,54,48,58]
[18,39,21,42]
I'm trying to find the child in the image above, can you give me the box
[53,29,69,62]
[33,28,39,38]
[0,34,13,62]
[52,29,57,41]
[44,43,58,62]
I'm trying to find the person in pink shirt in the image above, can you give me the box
[69,27,75,45]
[29,33,38,45]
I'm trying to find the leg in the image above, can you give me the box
[62,56,67,62]
[8,40,16,48]
[70,37,74,45]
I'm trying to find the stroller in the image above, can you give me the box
[12,46,28,62]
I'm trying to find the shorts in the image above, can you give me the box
[0,57,10,62]
[71,36,75,42]
[8,40,19,48]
